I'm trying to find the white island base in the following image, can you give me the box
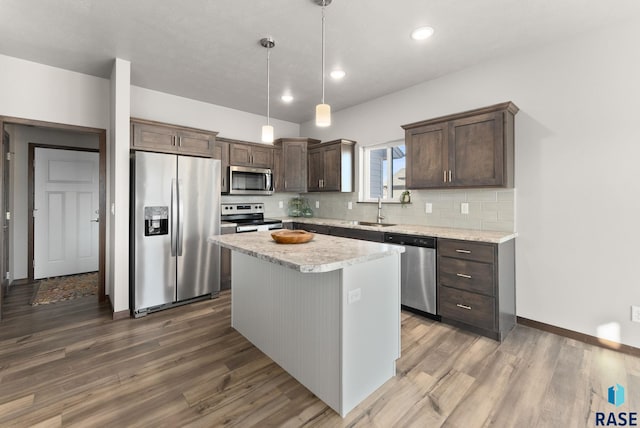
[231,251,400,417]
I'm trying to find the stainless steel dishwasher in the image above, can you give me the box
[384,233,438,318]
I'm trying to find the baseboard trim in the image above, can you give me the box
[106,295,131,320]
[112,309,130,321]
[517,317,640,358]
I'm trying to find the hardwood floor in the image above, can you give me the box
[0,283,638,427]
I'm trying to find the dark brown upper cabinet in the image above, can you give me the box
[307,139,355,193]
[273,138,319,193]
[130,118,218,158]
[229,141,274,169]
[402,102,518,189]
[212,139,230,193]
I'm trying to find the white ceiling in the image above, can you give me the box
[1,0,639,124]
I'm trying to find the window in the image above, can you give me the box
[361,140,406,202]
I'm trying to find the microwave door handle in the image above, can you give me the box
[265,172,272,191]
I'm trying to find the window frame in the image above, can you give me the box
[359,139,406,203]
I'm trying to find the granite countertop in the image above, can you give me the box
[279,217,517,244]
[209,231,405,273]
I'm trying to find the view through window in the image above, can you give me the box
[362,140,406,201]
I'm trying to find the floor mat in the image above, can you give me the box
[30,272,98,306]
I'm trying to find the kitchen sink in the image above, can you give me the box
[349,221,396,227]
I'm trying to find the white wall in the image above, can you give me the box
[0,54,109,129]
[131,86,300,142]
[301,19,640,348]
[108,59,131,313]
[5,125,99,280]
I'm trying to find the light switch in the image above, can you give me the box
[461,202,469,214]
[315,201,320,209]
[348,202,353,210]
[425,202,432,214]
[278,201,284,209]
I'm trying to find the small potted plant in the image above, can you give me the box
[288,196,310,217]
[288,197,302,217]
[400,190,411,206]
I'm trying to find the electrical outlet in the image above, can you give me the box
[348,288,361,304]
[348,201,353,210]
[425,202,432,214]
[315,201,320,209]
[632,306,640,322]
[461,202,469,214]
[278,201,283,209]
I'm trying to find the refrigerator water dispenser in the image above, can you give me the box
[144,206,168,236]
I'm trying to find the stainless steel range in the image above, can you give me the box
[221,203,283,233]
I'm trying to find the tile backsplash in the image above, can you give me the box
[222,189,516,232]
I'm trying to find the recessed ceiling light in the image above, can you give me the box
[411,26,434,41]
[281,94,294,103]
[330,69,346,80]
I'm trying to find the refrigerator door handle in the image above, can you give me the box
[177,178,185,256]
[171,178,178,256]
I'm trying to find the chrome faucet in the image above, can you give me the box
[376,197,385,223]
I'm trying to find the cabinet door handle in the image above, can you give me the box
[443,171,447,182]
[456,304,472,310]
[456,273,472,279]
[455,249,471,254]
[173,136,177,146]
[449,170,452,182]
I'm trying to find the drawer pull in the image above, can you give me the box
[455,249,471,254]
[456,273,472,279]
[456,304,472,310]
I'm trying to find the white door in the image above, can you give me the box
[34,148,99,279]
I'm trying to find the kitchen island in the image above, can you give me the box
[208,231,405,417]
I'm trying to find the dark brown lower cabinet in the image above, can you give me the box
[292,222,331,235]
[328,226,384,243]
[220,227,236,290]
[292,223,384,243]
[437,238,515,341]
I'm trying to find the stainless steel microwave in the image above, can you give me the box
[226,165,274,195]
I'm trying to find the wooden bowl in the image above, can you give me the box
[271,230,315,244]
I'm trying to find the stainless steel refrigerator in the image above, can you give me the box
[130,151,220,317]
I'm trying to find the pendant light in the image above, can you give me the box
[260,37,275,143]
[315,0,332,127]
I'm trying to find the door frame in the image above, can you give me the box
[29,144,100,282]
[0,116,107,303]
[0,130,8,318]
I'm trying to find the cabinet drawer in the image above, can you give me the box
[439,256,494,295]
[438,239,495,263]
[438,286,495,330]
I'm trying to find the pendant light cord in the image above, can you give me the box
[321,1,326,104]
[267,46,271,126]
